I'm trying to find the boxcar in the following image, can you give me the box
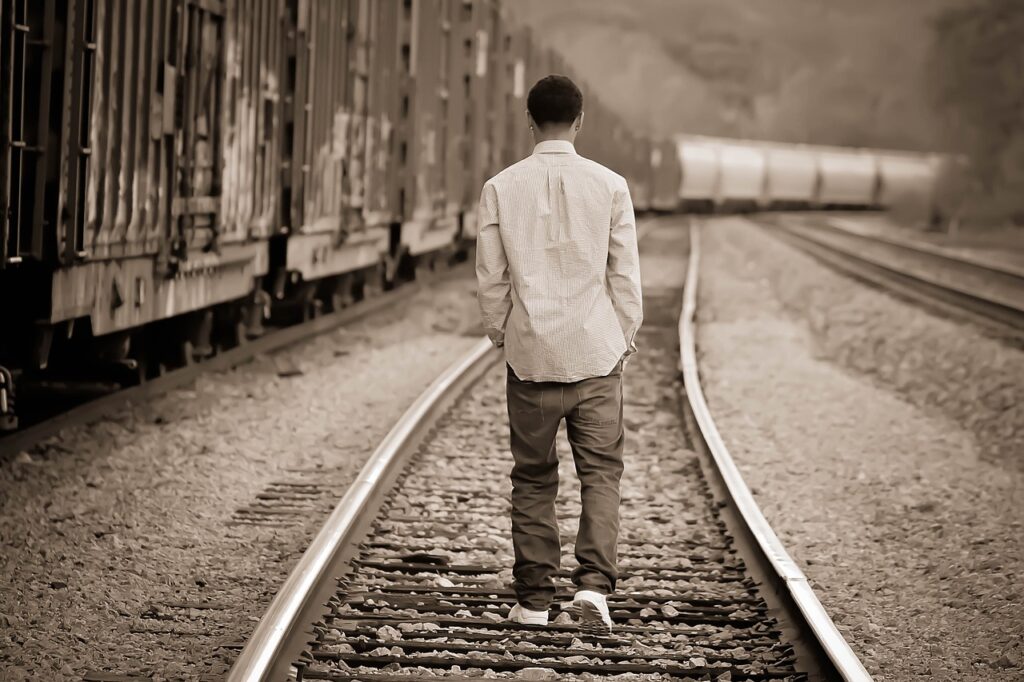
[715,143,766,209]
[764,145,819,208]
[816,149,879,208]
[876,152,939,212]
[281,0,393,313]
[677,138,719,211]
[1,0,276,378]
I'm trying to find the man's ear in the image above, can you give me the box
[576,111,585,131]
[526,110,536,130]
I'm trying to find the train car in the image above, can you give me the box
[715,143,766,210]
[281,0,393,316]
[816,148,879,208]
[876,151,940,214]
[677,138,719,211]
[0,0,277,384]
[763,145,819,208]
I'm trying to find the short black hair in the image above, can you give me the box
[527,75,583,128]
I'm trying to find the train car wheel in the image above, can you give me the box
[328,274,356,312]
[363,263,386,299]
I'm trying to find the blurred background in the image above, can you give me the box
[508,0,1024,229]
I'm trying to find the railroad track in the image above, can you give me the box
[766,215,1024,342]
[0,265,468,460]
[228,220,869,681]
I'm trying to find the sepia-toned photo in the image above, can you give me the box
[1,1,1020,680]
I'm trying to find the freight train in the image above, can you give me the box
[0,0,677,429]
[675,134,946,213]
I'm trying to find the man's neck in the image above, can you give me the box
[533,128,576,145]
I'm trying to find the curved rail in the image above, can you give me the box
[228,337,496,681]
[679,221,872,681]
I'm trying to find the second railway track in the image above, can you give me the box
[765,214,1024,343]
[228,219,868,681]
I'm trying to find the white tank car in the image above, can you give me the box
[715,144,767,208]
[763,145,819,207]
[816,149,879,207]
[876,152,940,211]
[677,139,720,208]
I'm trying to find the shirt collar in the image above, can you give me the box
[532,140,577,155]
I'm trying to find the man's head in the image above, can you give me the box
[526,75,584,142]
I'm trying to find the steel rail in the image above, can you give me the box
[228,337,497,681]
[825,216,1024,280]
[679,220,872,681]
[797,221,1023,310]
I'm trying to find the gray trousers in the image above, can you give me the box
[505,360,625,611]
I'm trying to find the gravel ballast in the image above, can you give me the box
[0,276,483,681]
[695,216,1024,680]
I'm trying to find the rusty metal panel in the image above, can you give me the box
[495,23,526,168]
[363,0,400,226]
[83,0,160,260]
[441,0,470,218]
[346,0,372,225]
[55,0,277,267]
[71,0,227,262]
[285,0,329,233]
[220,0,280,245]
[504,26,529,163]
[58,0,98,264]
[405,0,444,224]
[287,0,387,237]
[484,0,507,178]
[464,0,493,205]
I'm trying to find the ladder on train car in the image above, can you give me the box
[1,0,56,267]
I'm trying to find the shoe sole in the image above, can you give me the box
[562,600,612,634]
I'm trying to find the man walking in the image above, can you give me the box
[475,75,643,633]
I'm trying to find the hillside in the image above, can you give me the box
[507,0,955,151]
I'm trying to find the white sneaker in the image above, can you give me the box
[563,589,613,634]
[507,603,549,626]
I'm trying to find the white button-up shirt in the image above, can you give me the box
[475,140,643,382]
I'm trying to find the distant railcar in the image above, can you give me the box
[763,145,819,208]
[814,149,879,208]
[677,141,719,211]
[715,144,766,210]
[875,152,940,214]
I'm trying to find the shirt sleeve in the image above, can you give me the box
[475,182,512,349]
[607,180,643,356]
